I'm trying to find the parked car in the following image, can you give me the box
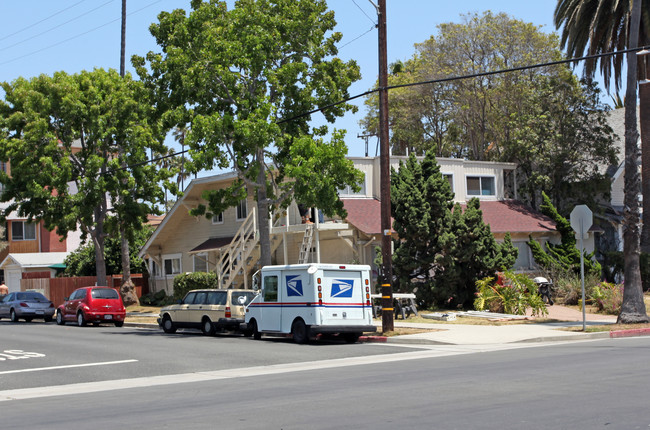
[158,289,257,335]
[56,286,126,327]
[0,291,55,322]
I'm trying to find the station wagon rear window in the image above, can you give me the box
[91,289,119,299]
[231,291,256,306]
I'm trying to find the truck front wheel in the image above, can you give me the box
[291,319,310,344]
[250,319,261,340]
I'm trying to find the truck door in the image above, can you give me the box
[259,271,282,331]
[323,270,366,323]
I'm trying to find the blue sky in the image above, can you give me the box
[0,1,575,169]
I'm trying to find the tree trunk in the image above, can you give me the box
[93,222,107,287]
[256,149,272,268]
[120,224,139,306]
[640,80,650,252]
[618,0,649,324]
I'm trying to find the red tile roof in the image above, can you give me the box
[342,198,385,235]
[342,198,555,235]
[463,200,556,233]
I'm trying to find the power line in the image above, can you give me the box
[339,25,376,50]
[351,0,377,26]
[0,0,115,53]
[278,45,650,125]
[0,0,163,67]
[0,0,90,43]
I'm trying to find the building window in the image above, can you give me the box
[442,173,454,192]
[151,260,161,278]
[466,176,495,196]
[194,253,208,272]
[212,212,223,224]
[338,173,367,196]
[236,199,248,221]
[11,221,36,241]
[163,254,182,275]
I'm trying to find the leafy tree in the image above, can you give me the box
[64,226,153,277]
[135,0,362,267]
[556,0,649,323]
[527,192,601,276]
[362,12,616,211]
[0,69,173,286]
[391,152,517,309]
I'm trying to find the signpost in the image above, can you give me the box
[570,205,593,331]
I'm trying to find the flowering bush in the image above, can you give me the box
[474,271,548,317]
[590,282,623,315]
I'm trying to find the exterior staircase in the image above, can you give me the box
[298,223,314,264]
[215,207,283,289]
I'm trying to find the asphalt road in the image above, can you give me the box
[1,321,650,429]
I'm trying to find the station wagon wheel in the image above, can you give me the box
[77,312,87,327]
[162,315,177,334]
[56,310,65,325]
[201,318,215,336]
[9,309,18,322]
[291,319,310,344]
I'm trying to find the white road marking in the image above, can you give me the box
[0,342,567,402]
[0,359,138,376]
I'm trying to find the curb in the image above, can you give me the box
[359,335,387,343]
[609,328,650,338]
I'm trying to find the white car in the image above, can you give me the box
[158,289,257,335]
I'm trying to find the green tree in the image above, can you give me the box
[135,0,362,267]
[0,69,173,286]
[391,152,517,308]
[362,11,616,211]
[555,0,649,323]
[527,192,601,276]
[64,225,153,277]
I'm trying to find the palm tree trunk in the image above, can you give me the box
[619,0,648,323]
[640,79,650,252]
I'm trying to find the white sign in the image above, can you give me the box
[570,205,592,240]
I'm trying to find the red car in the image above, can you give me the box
[56,286,126,327]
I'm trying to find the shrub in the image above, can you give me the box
[172,272,219,301]
[551,271,600,306]
[140,290,175,307]
[474,271,548,317]
[590,282,623,315]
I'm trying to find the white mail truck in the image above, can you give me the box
[242,264,377,343]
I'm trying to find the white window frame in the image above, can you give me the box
[150,260,161,278]
[162,253,182,276]
[193,253,208,272]
[236,199,248,221]
[212,212,224,224]
[11,221,36,241]
[338,173,367,197]
[466,175,496,197]
[442,173,454,192]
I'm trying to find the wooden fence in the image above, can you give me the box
[20,274,148,307]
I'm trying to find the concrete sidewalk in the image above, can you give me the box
[378,305,625,345]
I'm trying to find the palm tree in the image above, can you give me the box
[556,0,650,252]
[555,0,648,323]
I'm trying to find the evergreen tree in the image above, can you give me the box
[391,152,518,308]
[527,192,601,276]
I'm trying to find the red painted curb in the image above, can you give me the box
[360,336,387,343]
[609,328,650,338]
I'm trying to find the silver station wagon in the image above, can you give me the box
[158,289,257,335]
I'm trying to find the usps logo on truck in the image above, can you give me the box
[331,279,354,298]
[286,275,304,297]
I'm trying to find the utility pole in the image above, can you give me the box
[120,0,126,77]
[377,0,393,332]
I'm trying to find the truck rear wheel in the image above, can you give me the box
[343,332,361,343]
[291,319,310,344]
